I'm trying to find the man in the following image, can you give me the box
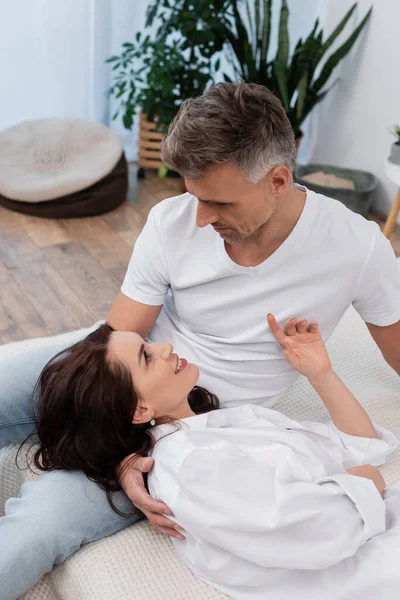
[108,81,400,538]
[1,82,399,599]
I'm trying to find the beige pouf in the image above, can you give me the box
[0,119,128,218]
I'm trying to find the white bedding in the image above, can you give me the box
[0,294,399,600]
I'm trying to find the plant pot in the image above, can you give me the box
[295,164,378,217]
[389,142,400,166]
[295,130,304,151]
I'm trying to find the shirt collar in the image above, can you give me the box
[151,411,209,443]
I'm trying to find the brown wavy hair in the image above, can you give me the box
[19,324,219,516]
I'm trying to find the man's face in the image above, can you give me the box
[185,163,277,244]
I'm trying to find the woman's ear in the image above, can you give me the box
[132,403,154,425]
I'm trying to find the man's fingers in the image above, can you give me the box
[139,496,172,515]
[144,512,180,530]
[137,456,154,473]
[154,525,186,540]
[145,512,186,540]
[267,313,285,342]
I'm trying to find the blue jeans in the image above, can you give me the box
[0,342,141,600]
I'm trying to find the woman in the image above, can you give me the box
[26,314,400,600]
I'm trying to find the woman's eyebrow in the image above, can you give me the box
[138,343,144,365]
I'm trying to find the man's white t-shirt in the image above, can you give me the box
[121,186,400,408]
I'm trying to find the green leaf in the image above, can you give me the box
[296,71,308,121]
[123,112,134,130]
[310,17,319,39]
[276,0,289,67]
[321,3,357,54]
[260,0,272,64]
[255,0,260,46]
[214,57,221,71]
[145,2,159,28]
[158,164,169,178]
[245,0,254,42]
[273,59,289,110]
[313,6,372,93]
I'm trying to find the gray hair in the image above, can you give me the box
[160,81,296,184]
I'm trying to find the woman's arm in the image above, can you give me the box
[307,369,379,439]
[267,314,379,439]
[268,314,388,495]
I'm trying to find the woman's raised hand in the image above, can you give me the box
[267,314,332,381]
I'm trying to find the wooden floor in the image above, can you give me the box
[0,163,399,344]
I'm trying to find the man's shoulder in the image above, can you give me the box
[150,192,197,232]
[309,188,380,243]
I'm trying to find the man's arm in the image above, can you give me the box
[366,320,400,376]
[106,291,162,338]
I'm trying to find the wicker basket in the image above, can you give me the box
[137,113,163,171]
[295,164,378,216]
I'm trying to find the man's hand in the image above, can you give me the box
[119,455,185,540]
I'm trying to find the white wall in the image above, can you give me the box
[0,0,110,131]
[109,1,157,161]
[286,0,324,165]
[313,0,400,220]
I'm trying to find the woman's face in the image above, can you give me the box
[108,331,199,423]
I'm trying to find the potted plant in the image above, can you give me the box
[107,1,228,178]
[389,125,400,165]
[107,0,372,168]
[207,0,372,144]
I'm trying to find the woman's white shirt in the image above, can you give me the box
[148,404,399,600]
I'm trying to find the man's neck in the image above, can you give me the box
[225,187,306,268]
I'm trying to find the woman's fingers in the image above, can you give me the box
[269,314,320,340]
[267,313,285,342]
[285,318,298,336]
[296,319,308,334]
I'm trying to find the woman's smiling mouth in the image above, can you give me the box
[175,356,188,374]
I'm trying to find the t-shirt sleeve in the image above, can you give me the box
[121,208,170,306]
[352,227,400,326]
[171,445,386,570]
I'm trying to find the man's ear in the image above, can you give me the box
[268,165,291,196]
[132,403,154,425]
